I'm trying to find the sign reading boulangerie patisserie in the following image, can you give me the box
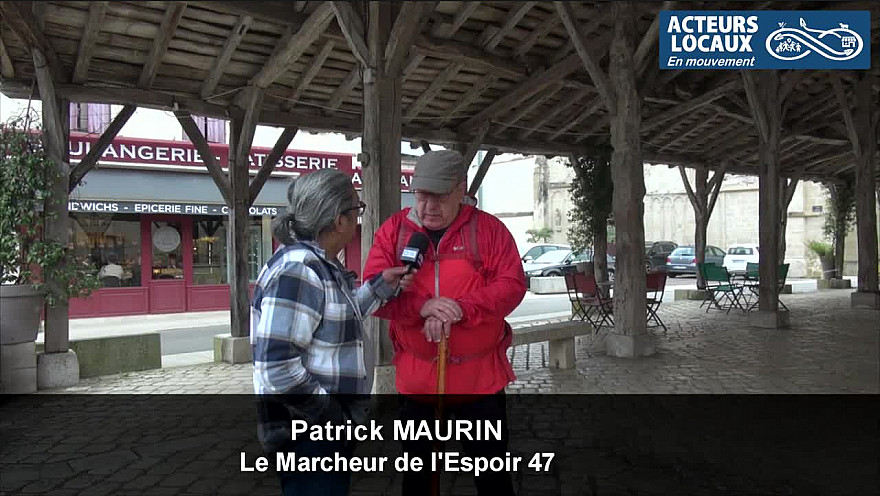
[67,133,415,191]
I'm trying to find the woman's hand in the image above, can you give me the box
[381,266,417,291]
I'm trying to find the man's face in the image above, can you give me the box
[414,181,464,230]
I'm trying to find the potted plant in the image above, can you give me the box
[806,241,835,287]
[0,115,99,361]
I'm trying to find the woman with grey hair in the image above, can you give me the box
[251,168,414,496]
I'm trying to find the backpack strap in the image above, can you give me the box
[464,210,484,274]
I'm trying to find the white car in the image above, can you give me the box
[723,244,760,274]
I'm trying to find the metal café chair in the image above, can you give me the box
[565,273,614,330]
[745,263,790,311]
[645,271,668,332]
[699,262,744,313]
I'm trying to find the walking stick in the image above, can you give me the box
[431,332,448,496]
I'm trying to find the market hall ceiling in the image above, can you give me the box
[0,1,877,182]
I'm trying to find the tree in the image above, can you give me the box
[678,164,726,289]
[525,227,553,243]
[823,177,856,279]
[567,145,613,282]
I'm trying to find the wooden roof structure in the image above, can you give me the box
[1,1,878,183]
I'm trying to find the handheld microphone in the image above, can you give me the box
[393,232,429,297]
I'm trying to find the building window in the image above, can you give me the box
[69,103,111,134]
[185,116,227,144]
[70,213,142,287]
[192,216,264,285]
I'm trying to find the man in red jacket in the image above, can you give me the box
[363,149,526,495]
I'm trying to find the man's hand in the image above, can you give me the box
[381,266,417,291]
[422,316,450,343]
[419,297,462,324]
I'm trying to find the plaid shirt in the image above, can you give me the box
[251,241,394,451]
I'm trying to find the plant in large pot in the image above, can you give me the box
[0,114,99,347]
[806,241,835,280]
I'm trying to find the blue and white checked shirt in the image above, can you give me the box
[251,240,394,398]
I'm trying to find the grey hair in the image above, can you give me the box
[272,169,355,245]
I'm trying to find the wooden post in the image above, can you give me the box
[742,71,786,325]
[32,47,70,354]
[835,73,879,303]
[606,2,649,354]
[359,1,404,391]
[228,86,264,339]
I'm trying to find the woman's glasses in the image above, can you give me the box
[341,201,366,216]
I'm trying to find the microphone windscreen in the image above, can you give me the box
[400,232,429,269]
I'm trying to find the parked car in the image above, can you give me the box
[723,244,760,274]
[523,249,615,285]
[646,241,678,270]
[520,243,570,264]
[664,245,725,277]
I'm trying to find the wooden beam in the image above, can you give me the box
[707,161,728,215]
[554,96,606,142]
[0,35,14,78]
[437,74,496,127]
[331,1,369,67]
[467,148,497,196]
[251,2,334,88]
[519,87,592,139]
[69,105,137,191]
[513,10,559,60]
[175,111,232,204]
[327,65,360,112]
[284,39,335,109]
[420,140,432,153]
[484,2,535,51]
[459,53,583,133]
[832,77,861,157]
[249,127,297,206]
[138,3,186,88]
[555,1,615,108]
[232,86,264,168]
[189,1,308,28]
[201,15,252,99]
[0,1,64,81]
[71,1,108,84]
[403,61,463,124]
[411,35,526,80]
[642,80,740,134]
[494,82,562,135]
[460,121,491,170]
[385,2,433,76]
[634,2,672,75]
[449,1,481,36]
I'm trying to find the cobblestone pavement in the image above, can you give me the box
[3,290,877,496]
[40,289,878,395]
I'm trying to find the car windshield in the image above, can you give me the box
[570,251,592,262]
[728,247,754,255]
[534,249,571,264]
[671,247,694,256]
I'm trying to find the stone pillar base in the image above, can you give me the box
[37,350,80,389]
[605,333,656,358]
[371,364,397,394]
[1,342,37,393]
[213,334,252,364]
[549,338,576,369]
[851,291,880,309]
[748,310,790,329]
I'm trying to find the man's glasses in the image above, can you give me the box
[341,201,366,216]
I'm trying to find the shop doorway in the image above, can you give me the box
[142,216,192,313]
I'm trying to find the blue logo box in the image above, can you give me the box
[658,10,871,69]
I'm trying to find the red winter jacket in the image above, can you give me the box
[363,205,527,395]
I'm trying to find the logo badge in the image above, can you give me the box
[659,11,871,70]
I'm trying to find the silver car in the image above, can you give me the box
[664,245,725,277]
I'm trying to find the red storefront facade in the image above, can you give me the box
[66,133,413,318]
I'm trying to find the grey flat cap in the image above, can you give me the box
[410,150,465,194]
